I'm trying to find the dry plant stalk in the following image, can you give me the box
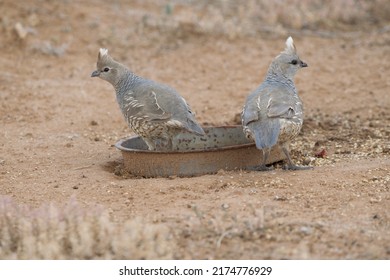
[0,197,175,259]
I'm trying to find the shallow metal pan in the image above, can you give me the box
[115,126,285,177]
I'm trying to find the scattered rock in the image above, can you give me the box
[274,195,288,201]
[221,203,229,209]
[300,226,313,235]
[14,22,28,39]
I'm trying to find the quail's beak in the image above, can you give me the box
[300,61,308,67]
[91,70,100,77]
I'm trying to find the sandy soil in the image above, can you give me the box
[0,1,389,259]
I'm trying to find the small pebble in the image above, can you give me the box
[221,203,229,209]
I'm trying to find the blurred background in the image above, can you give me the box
[2,0,390,55]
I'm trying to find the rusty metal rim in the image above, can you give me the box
[115,125,256,154]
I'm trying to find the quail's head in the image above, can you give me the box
[91,48,124,86]
[271,37,307,79]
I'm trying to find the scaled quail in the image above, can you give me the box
[91,49,205,151]
[242,37,311,171]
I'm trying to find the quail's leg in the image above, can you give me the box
[155,138,166,151]
[282,146,312,170]
[151,137,173,151]
[144,139,156,151]
[249,147,274,171]
[166,138,173,151]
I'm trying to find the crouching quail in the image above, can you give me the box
[242,37,311,171]
[91,48,205,151]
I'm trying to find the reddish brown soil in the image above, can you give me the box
[0,1,389,259]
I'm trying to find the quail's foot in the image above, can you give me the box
[281,147,313,171]
[283,164,313,171]
[248,164,274,172]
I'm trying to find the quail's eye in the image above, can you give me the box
[103,67,110,72]
[290,59,298,65]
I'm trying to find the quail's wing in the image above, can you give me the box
[128,88,172,122]
[267,99,295,118]
[242,91,262,125]
[266,89,297,119]
[129,82,204,134]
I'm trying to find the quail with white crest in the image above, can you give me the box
[91,49,205,151]
[242,37,311,171]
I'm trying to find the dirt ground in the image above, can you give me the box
[0,1,389,259]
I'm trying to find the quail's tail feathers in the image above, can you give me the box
[248,120,280,150]
[186,119,205,136]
